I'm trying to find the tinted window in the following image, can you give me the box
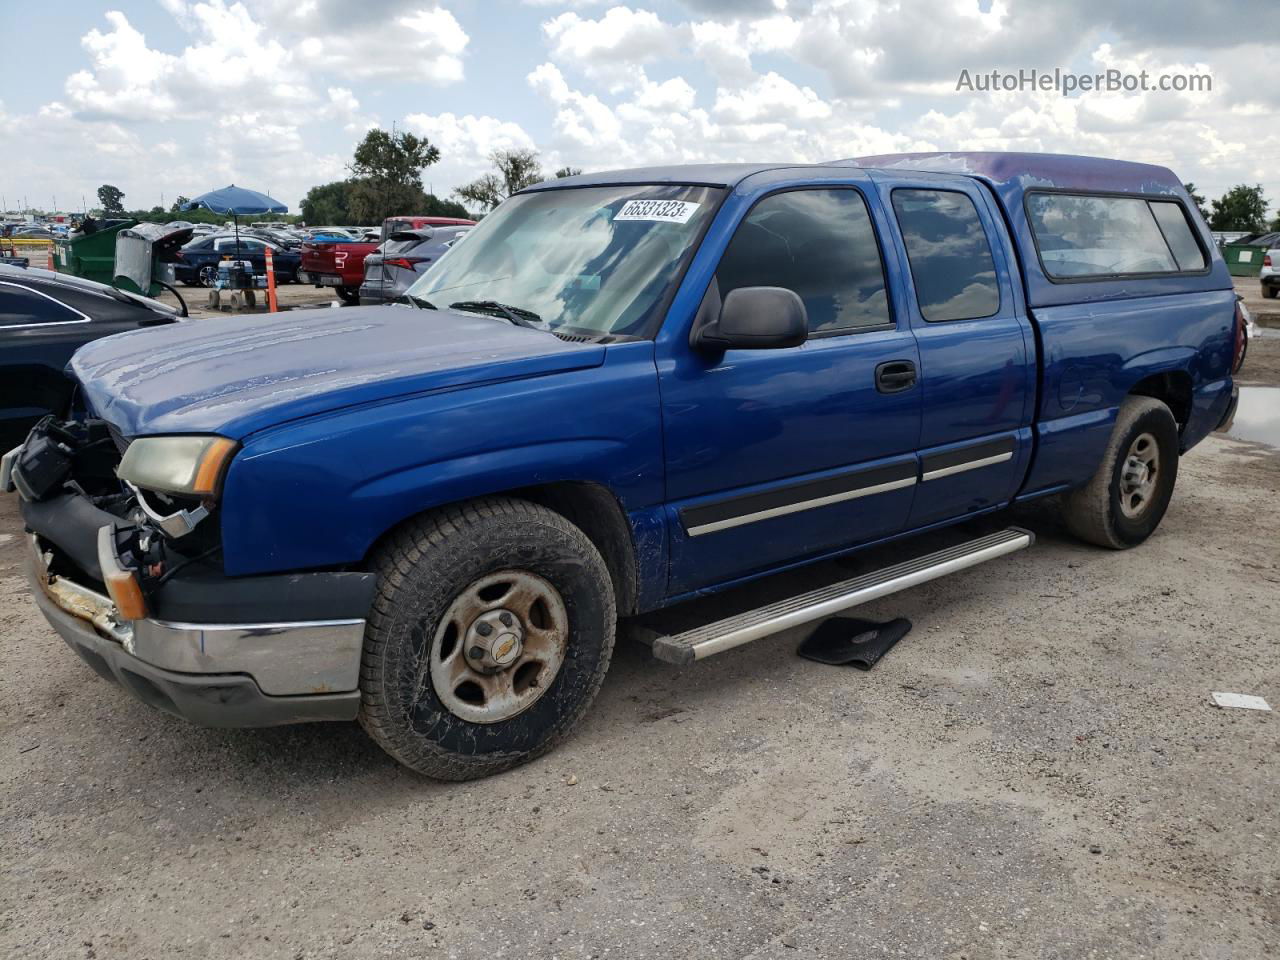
[892,189,1000,321]
[1149,201,1206,271]
[215,237,262,252]
[717,189,890,333]
[0,284,84,327]
[1028,194,1180,278]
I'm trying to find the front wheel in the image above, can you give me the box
[359,498,616,780]
[1061,395,1180,549]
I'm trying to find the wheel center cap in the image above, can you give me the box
[465,608,525,671]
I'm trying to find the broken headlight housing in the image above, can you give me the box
[116,435,238,538]
[117,435,237,498]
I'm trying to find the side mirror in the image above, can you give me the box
[695,286,808,351]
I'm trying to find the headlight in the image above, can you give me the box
[116,435,238,498]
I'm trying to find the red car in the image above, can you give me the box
[299,216,474,305]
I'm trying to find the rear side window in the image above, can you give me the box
[1027,193,1206,279]
[891,189,1000,322]
[717,188,891,333]
[1148,201,1206,271]
[0,283,85,327]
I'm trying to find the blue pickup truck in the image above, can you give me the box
[3,152,1245,780]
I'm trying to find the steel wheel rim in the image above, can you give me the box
[425,570,568,724]
[1118,431,1159,519]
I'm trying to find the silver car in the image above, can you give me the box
[358,226,472,305]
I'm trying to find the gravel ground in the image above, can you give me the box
[1,397,1277,959]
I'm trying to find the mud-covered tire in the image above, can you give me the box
[358,497,616,780]
[1061,396,1179,549]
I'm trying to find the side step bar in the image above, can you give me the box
[650,527,1034,665]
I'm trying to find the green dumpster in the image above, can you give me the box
[1222,243,1264,277]
[53,218,137,285]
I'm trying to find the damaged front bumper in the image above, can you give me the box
[11,420,376,727]
[26,532,367,726]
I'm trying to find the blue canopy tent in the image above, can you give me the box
[181,185,287,256]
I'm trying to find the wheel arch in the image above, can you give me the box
[1128,370,1192,430]
[364,481,640,617]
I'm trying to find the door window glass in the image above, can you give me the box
[716,189,892,333]
[892,189,1001,322]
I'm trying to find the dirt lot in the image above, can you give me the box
[1,353,1277,960]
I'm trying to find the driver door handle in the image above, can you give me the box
[875,360,917,394]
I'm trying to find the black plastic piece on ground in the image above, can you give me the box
[797,617,912,670]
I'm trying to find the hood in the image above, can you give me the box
[71,306,605,439]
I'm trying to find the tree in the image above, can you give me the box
[97,184,124,216]
[455,149,544,213]
[1209,184,1268,233]
[170,195,190,214]
[345,128,443,223]
[300,180,357,225]
[350,128,440,185]
[555,166,582,179]
[1182,183,1209,224]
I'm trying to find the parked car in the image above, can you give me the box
[13,226,54,239]
[174,234,301,286]
[1260,247,1279,298]
[302,216,475,305]
[0,264,178,449]
[358,225,472,304]
[5,154,1243,781]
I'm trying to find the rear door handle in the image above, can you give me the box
[875,360,917,393]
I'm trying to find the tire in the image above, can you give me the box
[1263,284,1278,300]
[1061,395,1179,549]
[336,285,360,305]
[359,497,616,780]
[197,264,219,288]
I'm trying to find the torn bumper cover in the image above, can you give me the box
[22,510,375,728]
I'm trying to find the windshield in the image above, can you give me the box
[405,184,722,337]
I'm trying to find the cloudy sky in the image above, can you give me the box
[2,0,1277,217]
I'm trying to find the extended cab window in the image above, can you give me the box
[717,189,891,334]
[892,189,1000,322]
[1148,201,1206,271]
[1027,193,1206,279]
[0,283,85,327]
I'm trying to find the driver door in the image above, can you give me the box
[657,183,922,594]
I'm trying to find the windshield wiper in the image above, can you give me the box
[449,299,543,329]
[399,294,436,310]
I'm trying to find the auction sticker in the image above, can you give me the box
[614,199,700,224]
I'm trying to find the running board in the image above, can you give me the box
[650,527,1034,665]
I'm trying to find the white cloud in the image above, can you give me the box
[296,6,468,84]
[543,6,675,63]
[6,0,1280,222]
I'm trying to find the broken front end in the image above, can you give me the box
[3,415,374,727]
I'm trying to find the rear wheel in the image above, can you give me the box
[1263,284,1278,300]
[1061,395,1179,549]
[197,264,219,287]
[358,498,616,780]
[336,285,360,305]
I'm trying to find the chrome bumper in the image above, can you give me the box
[27,535,364,724]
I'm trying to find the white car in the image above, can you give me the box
[1260,246,1279,299]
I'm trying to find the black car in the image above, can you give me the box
[0,265,179,449]
[173,234,302,286]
